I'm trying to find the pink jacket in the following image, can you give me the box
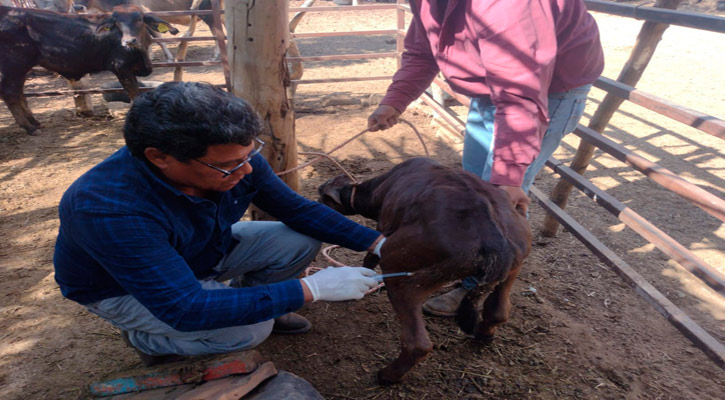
[381,0,604,186]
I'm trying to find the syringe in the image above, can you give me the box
[373,272,415,281]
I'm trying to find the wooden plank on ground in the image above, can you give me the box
[107,384,195,399]
[90,351,264,397]
[175,362,277,400]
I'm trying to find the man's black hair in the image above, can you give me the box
[124,81,263,161]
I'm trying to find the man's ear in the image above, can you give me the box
[144,147,174,170]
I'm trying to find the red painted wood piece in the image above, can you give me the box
[175,362,278,400]
[90,351,264,397]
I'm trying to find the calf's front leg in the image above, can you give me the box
[116,74,141,101]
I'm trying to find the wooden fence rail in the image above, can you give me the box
[593,77,725,140]
[573,124,725,222]
[287,53,396,62]
[584,0,725,33]
[530,186,725,369]
[545,155,725,295]
[292,30,397,38]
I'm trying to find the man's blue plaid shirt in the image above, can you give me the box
[54,147,379,332]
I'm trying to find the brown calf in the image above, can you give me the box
[319,157,532,384]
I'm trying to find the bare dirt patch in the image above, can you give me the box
[1,1,723,399]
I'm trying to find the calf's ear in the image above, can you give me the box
[319,174,354,207]
[143,15,179,35]
[319,184,342,206]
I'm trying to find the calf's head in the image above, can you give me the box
[93,6,178,76]
[318,174,358,215]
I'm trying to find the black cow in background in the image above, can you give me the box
[71,0,222,61]
[0,5,177,134]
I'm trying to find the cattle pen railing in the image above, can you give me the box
[21,1,405,96]
[286,2,402,86]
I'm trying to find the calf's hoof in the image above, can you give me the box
[473,332,495,345]
[26,127,41,136]
[377,366,404,386]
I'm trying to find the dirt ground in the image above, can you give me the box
[1,1,724,399]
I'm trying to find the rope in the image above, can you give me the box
[289,152,360,184]
[276,118,428,179]
[399,118,430,157]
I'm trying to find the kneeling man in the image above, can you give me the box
[54,82,383,366]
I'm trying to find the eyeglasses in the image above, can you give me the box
[193,138,265,178]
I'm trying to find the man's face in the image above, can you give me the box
[160,142,257,196]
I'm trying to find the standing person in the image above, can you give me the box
[54,81,385,367]
[367,0,604,315]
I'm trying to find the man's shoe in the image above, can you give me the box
[121,331,186,367]
[272,312,312,335]
[422,287,468,317]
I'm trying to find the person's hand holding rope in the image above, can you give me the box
[367,105,401,131]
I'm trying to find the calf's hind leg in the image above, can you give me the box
[475,264,522,343]
[377,280,433,385]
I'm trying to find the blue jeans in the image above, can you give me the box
[462,84,592,193]
[460,84,591,290]
[86,221,321,356]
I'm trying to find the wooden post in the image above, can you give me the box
[173,15,196,82]
[210,0,230,90]
[226,0,299,219]
[288,0,317,98]
[396,0,405,69]
[541,0,684,237]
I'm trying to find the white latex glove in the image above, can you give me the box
[301,266,378,302]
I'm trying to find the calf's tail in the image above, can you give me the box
[455,221,516,335]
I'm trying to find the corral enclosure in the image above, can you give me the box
[0,1,724,399]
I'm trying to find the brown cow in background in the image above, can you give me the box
[319,158,532,384]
